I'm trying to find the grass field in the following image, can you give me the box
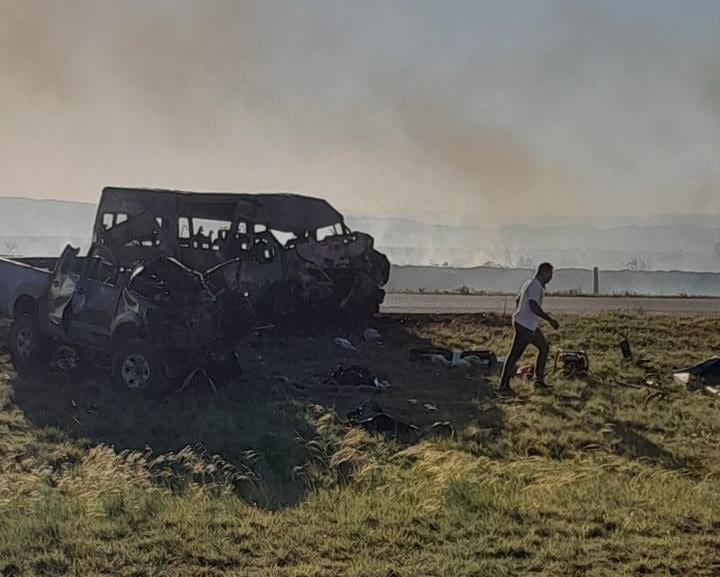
[2,313,720,576]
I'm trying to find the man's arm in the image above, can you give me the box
[529,300,559,329]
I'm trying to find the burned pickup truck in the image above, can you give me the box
[0,187,389,393]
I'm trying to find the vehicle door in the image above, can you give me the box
[65,244,123,348]
[44,244,81,339]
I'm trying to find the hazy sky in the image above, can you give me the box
[1,0,719,223]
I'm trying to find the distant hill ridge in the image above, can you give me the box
[1,196,719,273]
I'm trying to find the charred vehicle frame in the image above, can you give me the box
[0,187,390,394]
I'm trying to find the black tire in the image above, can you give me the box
[9,315,50,377]
[111,338,166,397]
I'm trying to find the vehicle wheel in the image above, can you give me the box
[111,338,166,397]
[9,315,50,377]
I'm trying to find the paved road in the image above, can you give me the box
[381,293,720,316]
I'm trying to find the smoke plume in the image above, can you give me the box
[0,0,719,224]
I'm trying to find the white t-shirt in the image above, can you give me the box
[513,277,545,332]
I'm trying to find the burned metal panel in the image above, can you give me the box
[66,279,120,344]
[176,197,260,223]
[674,357,720,387]
[205,251,284,319]
[295,232,372,268]
[95,187,178,229]
[44,245,80,338]
[292,231,390,315]
[0,256,52,318]
[124,255,236,381]
[40,243,125,347]
[250,194,343,233]
[95,189,175,262]
[99,211,163,248]
[97,187,342,237]
[93,186,389,321]
[127,256,206,307]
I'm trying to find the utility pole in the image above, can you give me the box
[593,266,600,296]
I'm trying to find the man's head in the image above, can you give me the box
[536,262,554,286]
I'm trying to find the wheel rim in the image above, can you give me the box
[16,328,34,358]
[120,354,151,390]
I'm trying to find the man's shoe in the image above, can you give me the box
[496,385,517,398]
[533,379,552,390]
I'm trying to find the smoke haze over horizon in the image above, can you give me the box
[1,1,719,225]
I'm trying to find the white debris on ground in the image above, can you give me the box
[333,337,357,351]
[363,328,383,343]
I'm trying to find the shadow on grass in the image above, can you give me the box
[610,422,689,471]
[9,316,502,509]
[12,369,313,507]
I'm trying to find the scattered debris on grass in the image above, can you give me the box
[553,350,589,378]
[674,356,720,394]
[362,328,383,344]
[330,365,391,390]
[354,412,420,440]
[428,421,454,438]
[346,399,383,421]
[333,337,357,351]
[620,335,633,360]
[345,399,419,441]
[410,346,497,372]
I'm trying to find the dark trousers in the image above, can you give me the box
[499,322,549,388]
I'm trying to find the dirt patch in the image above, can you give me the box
[229,315,497,429]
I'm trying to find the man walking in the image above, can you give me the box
[498,262,559,396]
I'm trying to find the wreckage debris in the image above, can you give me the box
[619,336,633,360]
[96,187,390,322]
[432,354,471,369]
[674,357,720,394]
[330,365,391,390]
[332,365,374,387]
[346,399,418,440]
[553,350,590,379]
[410,346,451,364]
[431,354,454,368]
[334,337,357,352]
[362,328,383,344]
[354,413,420,440]
[611,376,668,404]
[455,351,496,370]
[410,346,498,372]
[374,378,392,391]
[346,399,383,421]
[359,413,418,437]
[254,324,276,337]
[346,401,453,440]
[52,345,81,372]
[635,358,653,370]
[2,186,390,391]
[429,421,454,438]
